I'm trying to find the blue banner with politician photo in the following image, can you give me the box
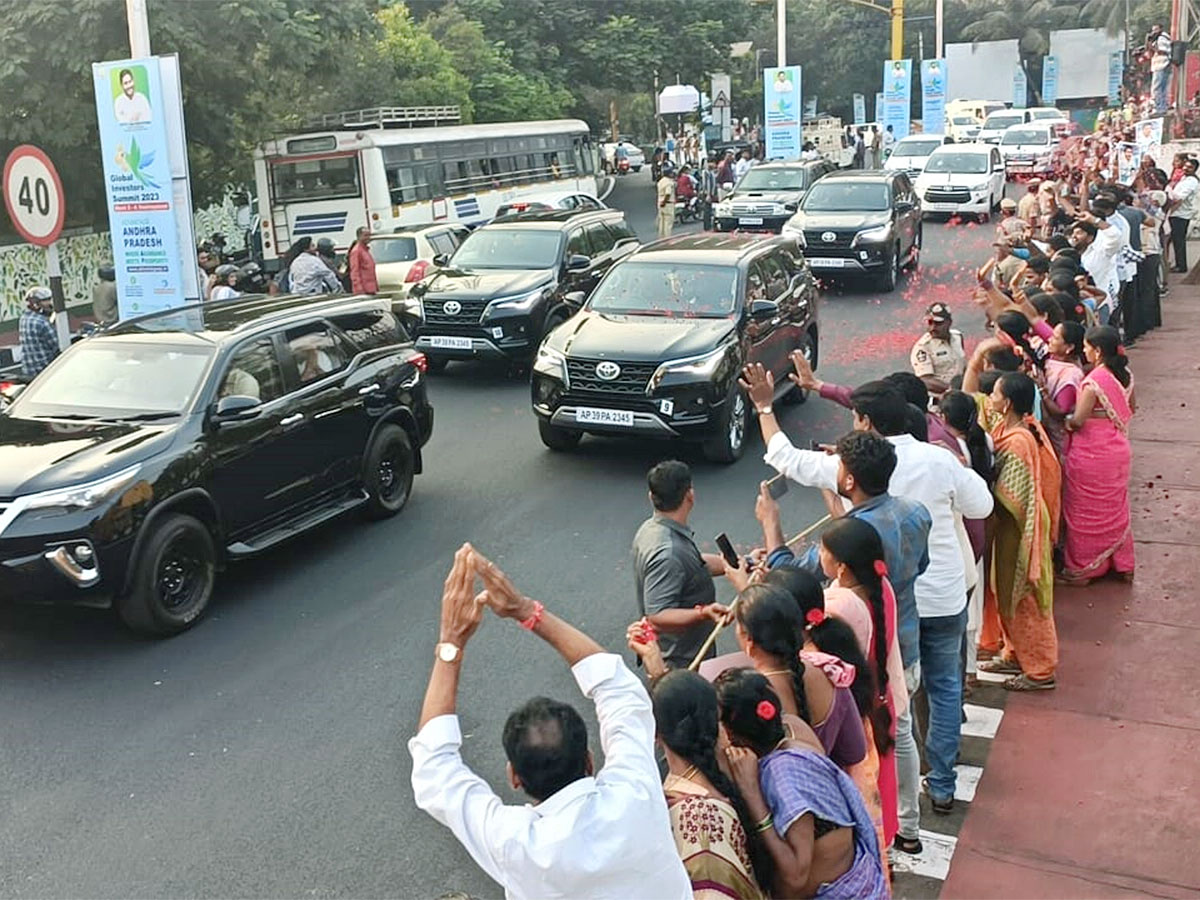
[882,59,912,140]
[920,59,947,136]
[853,93,866,125]
[764,65,802,160]
[92,56,185,319]
[1042,55,1059,106]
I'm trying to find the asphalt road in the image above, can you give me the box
[0,169,996,899]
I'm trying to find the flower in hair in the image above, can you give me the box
[873,559,889,577]
[1117,345,1127,356]
[756,700,777,720]
[805,608,825,627]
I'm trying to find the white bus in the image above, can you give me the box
[253,107,600,269]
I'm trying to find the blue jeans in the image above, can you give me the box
[920,606,967,801]
[1152,66,1170,113]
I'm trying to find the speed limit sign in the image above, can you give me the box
[3,145,65,247]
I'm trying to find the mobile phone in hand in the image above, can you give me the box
[766,472,789,499]
[715,533,740,569]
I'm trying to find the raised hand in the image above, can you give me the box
[788,348,819,391]
[626,618,666,679]
[439,544,485,646]
[738,363,775,412]
[471,550,537,621]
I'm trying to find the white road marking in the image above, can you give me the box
[962,703,1004,739]
[954,764,984,802]
[891,829,959,881]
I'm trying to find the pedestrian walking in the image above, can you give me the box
[92,262,119,326]
[18,287,60,378]
[349,226,378,294]
[632,460,731,670]
[656,170,676,239]
[853,130,866,169]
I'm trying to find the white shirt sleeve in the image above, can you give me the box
[573,653,660,791]
[1095,221,1123,260]
[408,714,529,888]
[948,454,995,519]
[764,430,840,490]
[1172,176,1198,204]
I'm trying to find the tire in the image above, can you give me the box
[543,309,570,340]
[118,513,216,636]
[783,333,816,405]
[877,243,900,292]
[538,417,583,451]
[362,424,415,519]
[702,384,749,464]
[905,226,922,271]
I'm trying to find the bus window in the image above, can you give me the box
[387,163,443,204]
[580,135,595,174]
[271,155,360,203]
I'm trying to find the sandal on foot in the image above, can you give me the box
[892,834,923,855]
[1003,674,1056,692]
[978,658,1022,675]
[975,647,999,661]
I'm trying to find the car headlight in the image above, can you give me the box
[487,288,545,314]
[970,182,991,192]
[853,226,891,245]
[21,464,143,514]
[397,295,424,321]
[716,202,732,216]
[534,343,568,381]
[651,345,731,386]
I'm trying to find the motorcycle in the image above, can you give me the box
[616,156,631,175]
[674,193,701,224]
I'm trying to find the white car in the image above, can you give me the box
[947,114,982,143]
[601,140,645,172]
[494,192,607,218]
[998,123,1057,177]
[884,134,953,177]
[913,144,1006,221]
[373,223,471,292]
[1027,106,1065,122]
[977,109,1031,144]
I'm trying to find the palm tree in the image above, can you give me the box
[960,0,1084,104]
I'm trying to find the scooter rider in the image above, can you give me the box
[18,287,60,378]
[210,264,242,301]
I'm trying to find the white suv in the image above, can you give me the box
[913,144,1006,222]
[977,109,1031,143]
[999,123,1056,177]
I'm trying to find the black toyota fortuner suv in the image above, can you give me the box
[531,232,820,463]
[0,294,433,636]
[410,208,639,369]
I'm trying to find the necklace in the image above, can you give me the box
[761,668,790,677]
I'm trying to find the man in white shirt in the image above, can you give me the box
[1070,210,1122,322]
[113,68,152,124]
[1149,24,1173,113]
[740,364,993,830]
[409,545,690,900]
[1168,157,1199,272]
[733,149,753,181]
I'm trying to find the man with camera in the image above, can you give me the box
[1149,25,1173,114]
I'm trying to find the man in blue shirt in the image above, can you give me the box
[18,286,60,377]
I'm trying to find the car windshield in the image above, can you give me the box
[737,168,808,191]
[895,139,941,157]
[985,113,1024,130]
[371,237,417,263]
[451,229,562,269]
[952,116,977,125]
[11,341,212,419]
[924,152,989,174]
[1030,110,1061,119]
[802,181,890,212]
[1002,128,1049,145]
[588,261,737,317]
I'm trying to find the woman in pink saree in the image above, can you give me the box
[1061,326,1137,584]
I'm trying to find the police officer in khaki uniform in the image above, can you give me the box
[911,302,966,396]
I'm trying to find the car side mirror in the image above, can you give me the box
[748,298,778,321]
[566,254,591,271]
[212,394,262,424]
[432,253,450,267]
[564,290,586,306]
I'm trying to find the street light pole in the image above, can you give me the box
[125,0,151,56]
[892,0,904,60]
[777,0,787,68]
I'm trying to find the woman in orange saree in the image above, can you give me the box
[1061,326,1136,584]
[978,372,1062,692]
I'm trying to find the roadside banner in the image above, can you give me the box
[875,91,884,122]
[804,96,817,119]
[1012,65,1027,108]
[92,57,186,319]
[882,59,912,140]
[921,59,947,135]
[764,65,803,160]
[1042,55,1059,105]
[1107,51,1123,106]
[853,93,866,125]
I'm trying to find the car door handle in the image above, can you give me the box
[279,413,304,427]
[357,383,381,395]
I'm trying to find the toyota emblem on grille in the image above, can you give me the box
[443,300,462,315]
[821,231,837,242]
[595,361,621,381]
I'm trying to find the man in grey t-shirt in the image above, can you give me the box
[632,460,729,670]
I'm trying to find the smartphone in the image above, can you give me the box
[766,472,789,500]
[715,533,739,569]
[810,438,822,451]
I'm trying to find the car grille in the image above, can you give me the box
[565,358,658,396]
[804,230,856,250]
[924,188,971,204]
[730,202,780,216]
[423,296,490,328]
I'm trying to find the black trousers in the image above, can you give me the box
[1169,216,1190,270]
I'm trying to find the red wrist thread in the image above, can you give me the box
[520,600,545,631]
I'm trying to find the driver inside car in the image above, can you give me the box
[220,368,261,401]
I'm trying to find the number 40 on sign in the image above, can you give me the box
[3,144,65,247]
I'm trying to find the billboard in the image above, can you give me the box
[764,66,802,160]
[1048,28,1126,100]
[921,59,947,135]
[946,40,1020,102]
[882,59,912,140]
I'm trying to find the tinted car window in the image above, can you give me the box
[221,337,285,403]
[453,229,562,268]
[746,260,769,302]
[803,181,890,211]
[608,220,637,243]
[371,237,418,263]
[427,231,456,256]
[285,322,349,384]
[584,222,616,255]
[587,261,738,317]
[330,308,408,350]
[577,195,602,209]
[566,228,589,257]
[760,256,789,298]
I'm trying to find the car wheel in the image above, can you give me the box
[783,333,816,405]
[363,424,415,519]
[538,417,583,451]
[702,384,749,464]
[543,309,570,340]
[906,226,922,271]
[118,513,216,636]
[633,166,642,172]
[878,243,900,292]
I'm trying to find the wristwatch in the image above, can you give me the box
[757,405,773,416]
[435,642,461,663]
